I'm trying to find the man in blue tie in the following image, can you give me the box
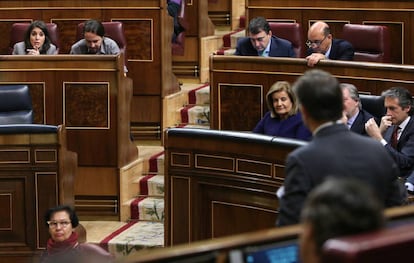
[235,16,296,58]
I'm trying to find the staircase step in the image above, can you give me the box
[176,123,211,129]
[130,197,164,221]
[101,221,164,258]
[188,83,210,104]
[180,105,210,125]
[149,151,165,174]
[137,174,164,197]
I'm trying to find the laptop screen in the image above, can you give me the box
[242,240,299,263]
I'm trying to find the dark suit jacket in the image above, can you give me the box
[306,38,354,60]
[235,35,296,57]
[278,123,403,226]
[383,116,414,178]
[350,109,374,136]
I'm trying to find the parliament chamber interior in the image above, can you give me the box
[2,0,414,262]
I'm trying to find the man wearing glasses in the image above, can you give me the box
[306,21,354,67]
[235,16,296,58]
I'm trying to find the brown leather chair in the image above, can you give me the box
[9,22,60,54]
[342,24,391,63]
[76,21,127,70]
[322,223,414,262]
[269,22,304,58]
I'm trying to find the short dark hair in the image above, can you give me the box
[301,177,385,255]
[83,19,105,37]
[248,16,270,35]
[44,205,79,228]
[381,87,414,115]
[24,20,52,54]
[293,69,343,122]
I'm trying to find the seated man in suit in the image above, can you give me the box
[341,83,374,135]
[235,16,296,58]
[299,177,385,263]
[70,19,120,55]
[306,21,354,67]
[365,87,414,194]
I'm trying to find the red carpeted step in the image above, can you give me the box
[130,196,146,220]
[149,151,164,173]
[222,28,245,48]
[188,83,209,104]
[139,174,156,196]
[99,221,136,251]
[180,105,194,124]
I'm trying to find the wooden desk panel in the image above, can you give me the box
[210,56,414,131]
[0,55,138,217]
[165,128,306,245]
[0,125,77,262]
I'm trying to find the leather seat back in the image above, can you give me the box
[269,22,304,58]
[342,24,391,63]
[0,85,33,125]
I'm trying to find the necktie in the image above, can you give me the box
[391,126,400,149]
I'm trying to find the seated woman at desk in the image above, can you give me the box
[40,205,113,263]
[253,81,311,140]
[12,20,57,55]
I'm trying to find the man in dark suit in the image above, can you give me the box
[341,83,374,135]
[306,21,354,67]
[235,16,295,58]
[365,87,414,193]
[277,69,404,226]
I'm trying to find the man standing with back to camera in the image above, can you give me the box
[277,69,404,226]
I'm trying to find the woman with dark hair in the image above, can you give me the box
[253,81,312,140]
[40,205,113,263]
[12,20,57,55]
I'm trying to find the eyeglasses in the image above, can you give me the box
[306,36,327,48]
[47,221,71,229]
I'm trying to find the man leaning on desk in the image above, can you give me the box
[235,16,296,58]
[306,20,354,67]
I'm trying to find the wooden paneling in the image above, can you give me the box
[0,55,138,217]
[210,56,414,131]
[165,128,306,246]
[246,0,414,64]
[172,0,215,78]
[0,1,179,139]
[0,125,77,262]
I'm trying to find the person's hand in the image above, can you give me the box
[379,115,392,133]
[341,111,348,125]
[26,47,40,55]
[305,53,325,67]
[365,117,383,141]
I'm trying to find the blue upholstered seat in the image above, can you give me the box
[0,85,33,125]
